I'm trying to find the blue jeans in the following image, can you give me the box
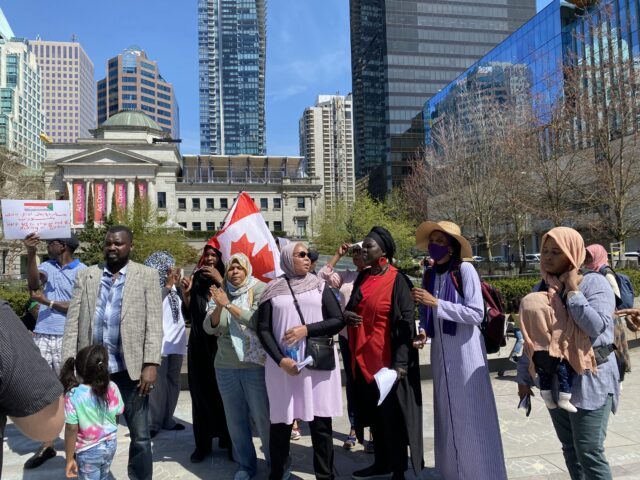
[112,371,152,480]
[216,367,271,476]
[549,394,613,480]
[76,438,117,480]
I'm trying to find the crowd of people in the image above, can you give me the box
[0,220,639,480]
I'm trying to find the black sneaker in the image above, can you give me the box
[352,464,392,479]
[24,446,56,469]
[190,448,210,463]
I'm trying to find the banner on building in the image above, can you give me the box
[94,182,106,223]
[73,181,85,225]
[1,199,71,239]
[115,181,127,211]
[136,180,147,200]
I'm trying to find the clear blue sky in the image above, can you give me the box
[3,0,551,156]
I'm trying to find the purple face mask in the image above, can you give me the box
[428,243,450,261]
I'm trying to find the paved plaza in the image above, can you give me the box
[4,347,640,479]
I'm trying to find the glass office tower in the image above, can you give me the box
[425,0,638,145]
[350,0,536,196]
[198,0,266,155]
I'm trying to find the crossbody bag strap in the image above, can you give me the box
[284,276,306,326]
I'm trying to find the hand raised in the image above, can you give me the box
[180,276,193,294]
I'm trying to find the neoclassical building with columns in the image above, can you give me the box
[43,110,323,237]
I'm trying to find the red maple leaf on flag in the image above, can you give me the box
[230,233,276,283]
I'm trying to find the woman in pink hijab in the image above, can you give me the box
[517,227,618,480]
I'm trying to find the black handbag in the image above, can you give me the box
[284,277,336,371]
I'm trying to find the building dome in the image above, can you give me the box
[101,110,163,131]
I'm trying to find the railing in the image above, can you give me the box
[177,175,316,185]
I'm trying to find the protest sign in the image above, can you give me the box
[1,200,72,239]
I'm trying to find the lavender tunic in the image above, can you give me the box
[430,262,507,480]
[264,287,343,424]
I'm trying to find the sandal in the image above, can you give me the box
[343,433,357,450]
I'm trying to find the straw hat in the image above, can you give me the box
[415,220,473,259]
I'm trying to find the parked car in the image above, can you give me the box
[525,253,541,262]
[491,256,506,263]
[472,255,486,262]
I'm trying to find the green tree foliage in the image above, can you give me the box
[76,198,198,267]
[314,190,416,264]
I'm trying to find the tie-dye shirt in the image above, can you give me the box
[64,381,124,452]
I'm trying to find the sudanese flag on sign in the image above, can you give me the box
[212,192,283,283]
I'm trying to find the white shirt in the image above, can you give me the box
[161,287,187,356]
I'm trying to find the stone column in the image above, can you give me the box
[148,179,156,207]
[65,181,73,202]
[127,179,135,210]
[106,179,114,217]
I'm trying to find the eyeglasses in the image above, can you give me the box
[293,251,309,258]
[46,240,63,246]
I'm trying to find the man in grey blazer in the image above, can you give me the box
[63,225,162,480]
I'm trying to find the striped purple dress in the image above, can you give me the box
[430,262,507,479]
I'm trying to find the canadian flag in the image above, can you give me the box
[211,192,283,282]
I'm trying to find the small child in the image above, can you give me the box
[60,345,124,480]
[519,292,596,413]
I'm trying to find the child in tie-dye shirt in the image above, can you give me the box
[60,345,124,480]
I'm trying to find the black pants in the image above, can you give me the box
[354,364,408,475]
[269,416,334,480]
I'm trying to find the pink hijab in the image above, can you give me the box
[522,227,597,374]
[585,244,609,271]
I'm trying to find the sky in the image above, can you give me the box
[3,0,551,156]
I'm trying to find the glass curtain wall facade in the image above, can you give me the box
[350,0,536,196]
[425,0,640,146]
[198,0,266,155]
[0,37,45,169]
[96,46,179,139]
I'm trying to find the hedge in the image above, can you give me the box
[0,289,31,317]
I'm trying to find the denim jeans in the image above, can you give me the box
[216,367,270,477]
[111,371,152,480]
[549,394,613,480]
[76,438,117,480]
[538,359,574,393]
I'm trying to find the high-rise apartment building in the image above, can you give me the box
[30,40,96,143]
[198,0,266,155]
[300,95,355,210]
[350,0,536,196]
[97,46,179,139]
[0,9,45,169]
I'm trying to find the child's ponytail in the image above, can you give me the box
[59,356,80,394]
[71,345,111,407]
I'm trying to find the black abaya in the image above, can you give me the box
[186,269,231,453]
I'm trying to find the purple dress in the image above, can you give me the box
[264,286,343,424]
[430,262,507,479]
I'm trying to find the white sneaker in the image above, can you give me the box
[540,390,557,409]
[558,392,578,413]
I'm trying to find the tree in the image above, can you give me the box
[76,198,198,267]
[314,191,415,263]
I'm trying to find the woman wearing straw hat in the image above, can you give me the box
[412,221,506,480]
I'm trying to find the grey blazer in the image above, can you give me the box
[62,261,163,380]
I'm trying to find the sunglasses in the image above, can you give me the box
[293,251,309,258]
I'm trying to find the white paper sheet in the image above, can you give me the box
[296,355,314,371]
[374,367,398,406]
[1,200,71,239]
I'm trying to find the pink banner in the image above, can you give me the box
[115,182,127,211]
[136,180,147,200]
[94,182,106,223]
[73,182,85,225]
